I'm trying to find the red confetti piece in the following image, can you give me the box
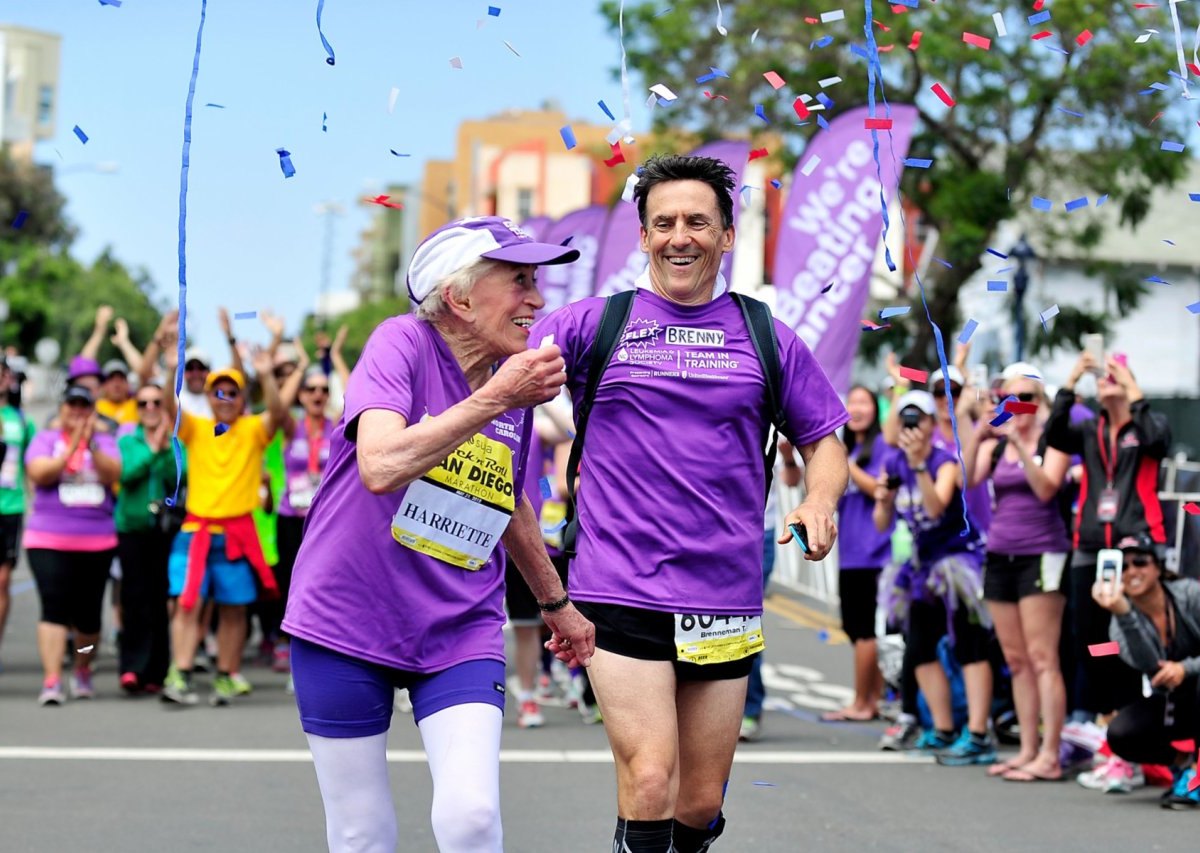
[1183,502,1200,515]
[703,91,730,101]
[908,31,923,50]
[1033,0,1045,8]
[1188,63,1200,76]
[763,71,786,90]
[1088,642,1121,657]
[864,117,893,130]
[899,366,929,383]
[890,5,909,13]
[748,147,769,160]
[793,98,811,120]
[1134,3,1159,7]
[878,44,895,52]
[874,18,891,31]
[603,142,625,168]
[1150,111,1164,125]
[804,16,819,23]
[930,82,956,107]
[1170,740,1195,753]
[1076,29,1093,46]
[1031,30,1053,40]
[365,195,403,209]
[963,32,991,49]
[861,319,892,331]
[1003,401,1039,415]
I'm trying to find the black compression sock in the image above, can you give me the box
[613,818,673,853]
[672,814,726,853]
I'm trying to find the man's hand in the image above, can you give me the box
[542,605,595,668]
[146,419,169,453]
[1091,578,1131,615]
[332,324,348,354]
[1151,660,1187,690]
[218,307,233,339]
[779,499,837,561]
[94,305,114,332]
[111,317,132,348]
[250,345,273,377]
[161,323,180,369]
[261,310,286,342]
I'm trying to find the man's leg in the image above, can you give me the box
[0,562,11,655]
[674,676,747,852]
[216,604,248,674]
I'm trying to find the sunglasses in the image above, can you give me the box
[1014,392,1038,403]
[273,366,297,380]
[932,385,962,399]
[137,399,164,409]
[210,388,241,400]
[65,399,93,409]
[184,363,207,372]
[303,385,329,394]
[1124,555,1155,569]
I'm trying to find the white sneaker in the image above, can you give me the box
[739,716,762,742]
[1078,756,1143,792]
[1062,720,1107,753]
[518,699,545,729]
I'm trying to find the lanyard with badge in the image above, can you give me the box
[287,416,327,511]
[58,433,105,508]
[1095,419,1120,528]
[391,410,532,571]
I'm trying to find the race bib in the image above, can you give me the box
[59,482,105,507]
[391,431,515,570]
[674,614,764,665]
[287,473,319,511]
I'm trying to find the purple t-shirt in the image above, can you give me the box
[24,430,119,538]
[838,433,895,570]
[531,290,848,615]
[279,416,332,517]
[283,316,532,673]
[886,445,983,565]
[931,427,991,535]
[985,454,1071,555]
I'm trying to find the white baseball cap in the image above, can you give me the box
[1001,361,1044,383]
[406,216,580,304]
[895,390,937,417]
[928,365,965,389]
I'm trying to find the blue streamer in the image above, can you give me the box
[316,0,336,66]
[169,0,208,508]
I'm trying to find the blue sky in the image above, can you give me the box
[4,0,637,356]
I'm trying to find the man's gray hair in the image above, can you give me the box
[414,257,504,322]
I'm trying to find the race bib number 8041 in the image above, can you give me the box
[674,614,764,665]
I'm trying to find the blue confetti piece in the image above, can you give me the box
[989,411,1014,427]
[1190,193,1200,202]
[770,179,782,189]
[892,0,918,7]
[1146,275,1170,285]
[994,394,1017,415]
[11,210,29,229]
[1150,82,1170,91]
[1042,44,1070,56]
[987,280,1008,292]
[986,247,1008,259]
[1064,197,1089,211]
[712,66,730,78]
[538,476,552,499]
[276,148,296,178]
[904,158,932,168]
[1096,194,1109,207]
[754,104,769,123]
[753,781,778,787]
[1058,107,1085,118]
[879,306,910,319]
[1163,239,1176,246]
[73,125,89,144]
[816,92,834,110]
[995,266,1014,274]
[1031,197,1053,211]
[696,66,730,83]
[488,5,501,15]
[233,311,256,320]
[1161,140,1185,153]
[316,0,336,65]
[849,43,870,59]
[1028,10,1052,24]
[204,103,225,108]
[657,97,672,107]
[1168,69,1188,81]
[598,100,615,121]
[214,423,230,436]
[560,126,577,150]
[99,0,122,6]
[816,115,831,130]
[1039,304,1060,329]
[389,150,410,157]
[1187,301,1200,314]
[811,35,834,49]
[958,319,979,344]
[933,257,953,268]
[696,72,716,83]
[821,282,836,293]
[322,111,327,132]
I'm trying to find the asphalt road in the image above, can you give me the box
[0,560,1194,852]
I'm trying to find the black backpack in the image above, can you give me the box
[561,289,788,558]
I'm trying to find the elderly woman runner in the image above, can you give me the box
[283,216,595,853]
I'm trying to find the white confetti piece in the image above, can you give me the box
[649,83,678,101]
[621,173,639,203]
[449,56,463,69]
[76,645,95,654]
[715,0,728,35]
[503,40,520,57]
[800,154,821,176]
[750,28,760,42]
[818,76,843,88]
[992,12,1007,37]
[820,9,845,22]
[388,87,399,113]
[539,334,555,349]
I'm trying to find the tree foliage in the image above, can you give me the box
[298,296,410,370]
[600,0,1190,362]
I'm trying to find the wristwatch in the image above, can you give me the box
[913,462,928,473]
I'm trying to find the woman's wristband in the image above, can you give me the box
[537,593,571,613]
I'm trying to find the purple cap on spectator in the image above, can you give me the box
[67,356,103,382]
[406,216,580,304]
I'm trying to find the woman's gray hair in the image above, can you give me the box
[414,257,504,322]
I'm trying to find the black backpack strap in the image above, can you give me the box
[989,436,1008,474]
[731,292,787,502]
[562,289,636,557]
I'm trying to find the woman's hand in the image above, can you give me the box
[898,427,930,468]
[872,471,892,503]
[481,345,566,410]
[1091,578,1131,615]
[1151,660,1187,690]
[1065,351,1097,391]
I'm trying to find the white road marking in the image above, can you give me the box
[0,747,932,765]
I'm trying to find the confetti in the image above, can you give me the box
[276,148,296,178]
[793,99,812,120]
[503,40,520,57]
[11,210,29,229]
[1058,107,1085,118]
[1161,140,1186,152]
[233,311,257,320]
[987,280,1008,292]
[214,423,230,436]
[753,781,778,787]
[815,92,835,110]
[1076,29,1093,46]
[764,71,786,89]
[811,35,835,49]
[715,0,728,36]
[603,142,626,167]
[539,476,553,499]
[861,319,891,332]
[99,0,122,5]
[1096,194,1109,206]
[899,366,929,383]
[908,31,923,50]
[1031,197,1053,211]
[1146,275,1170,285]
[755,104,770,123]
[986,247,1008,259]
[1088,642,1121,657]
[620,173,639,204]
[449,56,463,69]
[1039,303,1060,327]
[770,179,782,189]
[820,9,845,22]
[749,147,769,160]
[389,149,410,157]
[1188,302,1200,314]
[1064,197,1089,211]
[800,154,821,176]
[73,125,89,144]
[1135,30,1158,44]
[817,629,830,643]
[990,411,1014,427]
[1028,10,1052,25]
[933,256,954,268]
[958,319,979,344]
[1184,501,1200,513]
[821,282,836,293]
[963,32,992,50]
[649,83,678,101]
[1031,30,1053,40]
[542,519,567,534]
[930,83,956,107]
[388,87,399,113]
[703,91,729,101]
[204,103,225,108]
[316,0,336,65]
[560,126,577,150]
[1190,194,1200,202]
[695,66,730,83]
[77,644,95,653]
[598,100,615,121]
[880,306,911,319]
[816,115,831,130]
[365,195,403,209]
[992,12,1007,37]
[819,76,843,87]
[488,5,501,15]
[1004,400,1039,415]
[904,157,932,168]
[864,117,893,130]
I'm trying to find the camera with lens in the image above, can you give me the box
[901,409,922,429]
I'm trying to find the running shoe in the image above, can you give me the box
[1061,720,1107,753]
[211,674,237,707]
[914,729,957,753]
[739,716,762,743]
[1077,756,1144,793]
[879,718,920,751]
[38,679,65,706]
[161,665,199,706]
[285,674,294,696]
[70,668,95,700]
[935,731,997,766]
[229,672,253,696]
[518,699,545,729]
[578,702,603,725]
[120,672,140,694]
[272,644,291,674]
[1059,740,1095,773]
[1162,768,1200,810]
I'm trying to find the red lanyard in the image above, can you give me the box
[1095,417,1117,488]
[62,430,87,475]
[305,416,324,476]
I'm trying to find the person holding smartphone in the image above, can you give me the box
[1092,534,1200,807]
[874,391,995,766]
[1045,350,1172,787]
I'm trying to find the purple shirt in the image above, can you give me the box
[838,433,895,569]
[531,290,848,615]
[283,316,532,673]
[985,454,1071,555]
[887,446,983,566]
[24,430,119,538]
[279,416,332,517]
[932,426,991,535]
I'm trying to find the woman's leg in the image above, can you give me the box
[306,732,397,853]
[70,551,113,674]
[419,703,504,853]
[1019,592,1067,775]
[987,599,1039,769]
[28,549,71,684]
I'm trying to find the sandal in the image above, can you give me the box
[1002,766,1064,783]
[820,708,880,722]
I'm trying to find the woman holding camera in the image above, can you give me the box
[1093,533,1200,808]
[874,390,995,766]
[967,367,1071,781]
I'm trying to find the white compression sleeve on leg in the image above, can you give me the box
[306,732,397,853]
[418,702,504,853]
